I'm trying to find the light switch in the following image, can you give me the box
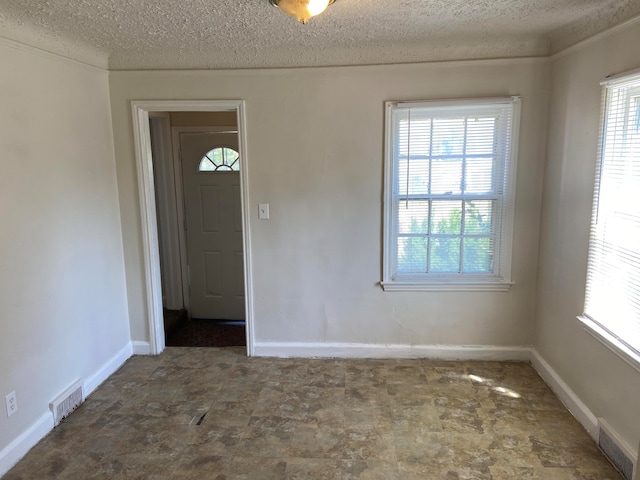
[258,203,270,219]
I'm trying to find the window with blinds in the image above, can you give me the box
[581,71,640,362]
[382,98,521,291]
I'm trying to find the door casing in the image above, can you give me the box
[131,100,254,355]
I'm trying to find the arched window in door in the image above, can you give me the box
[198,147,240,171]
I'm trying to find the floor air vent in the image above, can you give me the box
[50,380,83,427]
[598,419,637,480]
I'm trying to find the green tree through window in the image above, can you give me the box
[399,202,492,274]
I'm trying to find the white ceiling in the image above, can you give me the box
[0,0,639,70]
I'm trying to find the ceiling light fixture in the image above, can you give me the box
[269,0,335,24]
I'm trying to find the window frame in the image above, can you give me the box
[381,97,521,292]
[578,68,640,370]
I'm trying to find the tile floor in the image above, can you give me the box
[4,347,622,479]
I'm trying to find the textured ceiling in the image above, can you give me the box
[0,0,639,70]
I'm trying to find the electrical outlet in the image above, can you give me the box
[5,391,17,417]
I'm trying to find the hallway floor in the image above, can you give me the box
[165,319,246,347]
[4,348,622,479]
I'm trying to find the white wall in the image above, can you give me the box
[535,23,640,451]
[0,40,130,463]
[109,59,549,348]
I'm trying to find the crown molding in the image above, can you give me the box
[551,14,640,62]
[2,13,639,72]
[0,35,108,72]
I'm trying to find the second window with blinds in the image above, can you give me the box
[382,97,521,291]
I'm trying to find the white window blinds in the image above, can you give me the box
[584,72,640,357]
[382,98,520,291]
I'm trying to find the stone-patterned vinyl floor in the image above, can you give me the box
[4,347,622,479]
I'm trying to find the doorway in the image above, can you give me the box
[131,100,254,355]
[163,128,246,347]
[180,131,244,320]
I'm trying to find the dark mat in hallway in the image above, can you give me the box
[165,319,246,347]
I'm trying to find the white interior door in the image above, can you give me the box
[180,131,245,320]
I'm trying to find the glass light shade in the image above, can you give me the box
[274,0,333,24]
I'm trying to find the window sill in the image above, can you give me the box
[380,281,513,292]
[577,315,640,374]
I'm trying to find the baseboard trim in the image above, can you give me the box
[530,348,598,439]
[252,342,531,361]
[84,343,133,396]
[0,412,53,477]
[132,341,152,355]
[0,342,134,477]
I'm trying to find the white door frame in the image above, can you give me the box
[131,100,254,356]
[171,126,239,315]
